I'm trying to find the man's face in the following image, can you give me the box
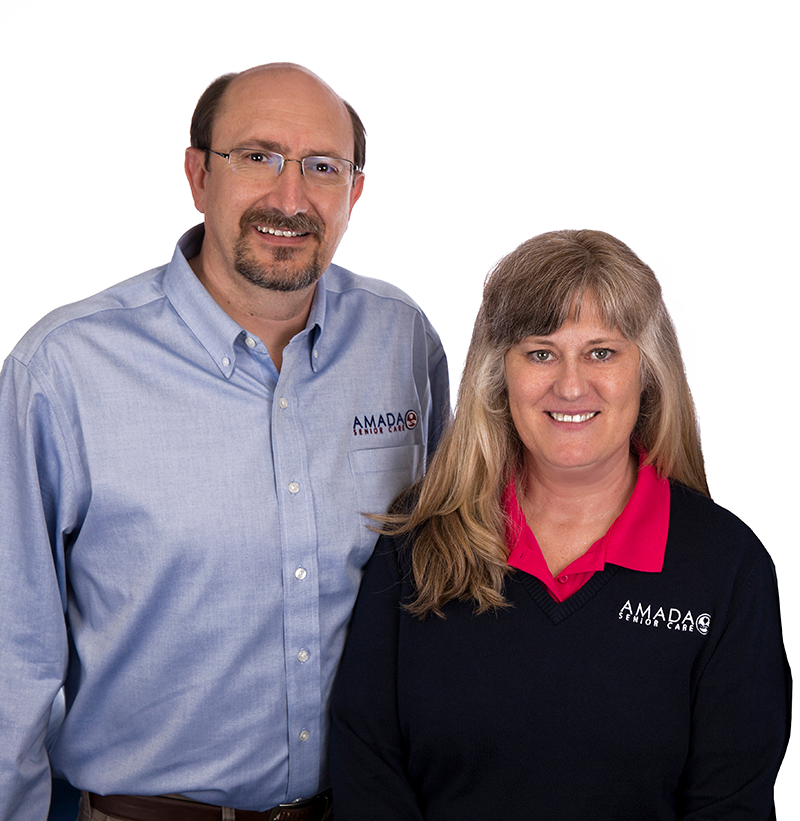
[186,67,363,293]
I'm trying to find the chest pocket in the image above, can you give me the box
[348,444,423,562]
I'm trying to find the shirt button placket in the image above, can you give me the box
[273,354,322,795]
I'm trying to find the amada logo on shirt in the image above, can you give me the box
[619,600,711,635]
[353,409,418,436]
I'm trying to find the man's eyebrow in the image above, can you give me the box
[236,138,345,158]
[235,139,287,153]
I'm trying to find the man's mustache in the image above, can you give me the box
[240,208,323,238]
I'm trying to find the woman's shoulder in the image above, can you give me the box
[667,481,776,582]
[669,481,760,537]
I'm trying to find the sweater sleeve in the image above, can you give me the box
[330,536,425,821]
[678,540,791,819]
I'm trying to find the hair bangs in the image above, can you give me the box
[483,249,657,349]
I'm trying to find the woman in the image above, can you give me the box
[330,230,791,819]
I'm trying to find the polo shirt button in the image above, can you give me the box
[288,482,300,494]
[558,575,569,584]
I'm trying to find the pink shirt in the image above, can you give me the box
[505,462,670,602]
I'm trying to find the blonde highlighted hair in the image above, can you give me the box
[382,229,708,619]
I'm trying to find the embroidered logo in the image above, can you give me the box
[618,600,711,635]
[353,409,418,436]
[695,613,711,635]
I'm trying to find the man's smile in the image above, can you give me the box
[256,226,309,238]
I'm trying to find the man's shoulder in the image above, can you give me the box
[323,264,425,313]
[10,265,169,366]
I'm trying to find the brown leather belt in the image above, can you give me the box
[87,790,332,821]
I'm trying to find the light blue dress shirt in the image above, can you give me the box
[0,225,449,818]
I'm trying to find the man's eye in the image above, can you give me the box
[239,151,280,167]
[308,159,340,176]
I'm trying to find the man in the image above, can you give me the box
[0,64,449,820]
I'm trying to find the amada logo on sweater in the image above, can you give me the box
[619,600,711,635]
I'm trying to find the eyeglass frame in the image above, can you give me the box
[205,147,361,187]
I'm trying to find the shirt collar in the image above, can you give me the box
[505,457,670,578]
[163,225,328,378]
[602,458,670,572]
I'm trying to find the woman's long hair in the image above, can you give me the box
[385,229,708,618]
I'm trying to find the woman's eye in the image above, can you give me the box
[591,348,613,360]
[530,350,553,362]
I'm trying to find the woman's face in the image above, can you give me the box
[504,296,642,482]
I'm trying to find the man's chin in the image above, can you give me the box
[235,261,323,293]
[234,246,324,292]
[234,241,325,293]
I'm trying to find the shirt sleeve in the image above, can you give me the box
[425,332,450,457]
[0,356,75,821]
[678,541,791,819]
[330,537,425,821]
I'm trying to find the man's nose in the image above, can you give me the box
[265,159,310,216]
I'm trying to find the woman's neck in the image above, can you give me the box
[518,451,639,575]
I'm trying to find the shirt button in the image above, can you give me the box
[279,397,289,409]
[297,649,310,663]
[245,336,256,348]
[221,357,230,367]
[295,567,307,580]
[288,482,300,494]
[299,730,310,742]
[313,349,319,359]
[558,575,569,584]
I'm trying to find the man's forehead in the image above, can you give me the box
[213,66,353,153]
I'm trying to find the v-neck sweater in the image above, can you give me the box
[330,483,791,820]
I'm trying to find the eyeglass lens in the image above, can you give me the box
[228,149,353,186]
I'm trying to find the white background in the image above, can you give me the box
[3,0,797,808]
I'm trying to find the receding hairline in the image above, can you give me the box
[235,62,335,88]
[222,63,352,122]
[212,63,358,160]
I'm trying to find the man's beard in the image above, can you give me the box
[234,208,326,293]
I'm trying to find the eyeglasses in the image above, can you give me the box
[207,148,359,187]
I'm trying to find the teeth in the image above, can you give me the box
[549,412,598,423]
[257,226,302,237]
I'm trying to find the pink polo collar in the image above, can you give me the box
[505,460,670,602]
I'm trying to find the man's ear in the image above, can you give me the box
[348,172,365,218]
[185,148,209,214]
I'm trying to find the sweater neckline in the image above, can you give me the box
[513,565,621,624]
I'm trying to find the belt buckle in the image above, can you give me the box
[267,790,330,821]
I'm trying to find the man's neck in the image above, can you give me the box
[188,250,316,372]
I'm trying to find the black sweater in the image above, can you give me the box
[330,483,791,819]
